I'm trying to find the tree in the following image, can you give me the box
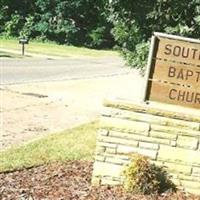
[0,0,114,49]
[109,0,200,72]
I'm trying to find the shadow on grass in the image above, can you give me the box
[0,51,32,58]
[0,54,13,58]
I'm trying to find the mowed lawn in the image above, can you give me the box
[0,121,98,172]
[0,38,118,57]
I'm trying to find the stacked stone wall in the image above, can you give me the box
[92,99,200,195]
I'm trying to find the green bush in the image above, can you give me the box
[121,41,149,74]
[19,15,35,38]
[0,0,114,49]
[3,12,23,37]
[109,0,200,71]
[123,154,176,194]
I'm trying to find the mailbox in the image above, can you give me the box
[19,37,29,55]
[19,38,29,44]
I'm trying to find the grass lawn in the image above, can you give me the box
[0,121,98,172]
[0,38,118,57]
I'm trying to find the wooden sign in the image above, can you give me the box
[144,32,200,109]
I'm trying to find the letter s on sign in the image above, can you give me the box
[164,44,172,55]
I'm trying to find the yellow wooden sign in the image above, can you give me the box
[144,32,200,109]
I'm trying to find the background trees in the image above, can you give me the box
[109,0,200,71]
[0,0,114,48]
[1,0,200,69]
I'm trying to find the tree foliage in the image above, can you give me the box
[1,0,200,68]
[0,0,114,48]
[109,0,200,71]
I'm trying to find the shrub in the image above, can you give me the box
[20,15,35,38]
[121,41,149,74]
[3,12,23,37]
[123,154,176,195]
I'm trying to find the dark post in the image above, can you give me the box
[22,43,25,55]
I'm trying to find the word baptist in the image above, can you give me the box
[168,66,200,83]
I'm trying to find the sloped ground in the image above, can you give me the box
[0,161,199,200]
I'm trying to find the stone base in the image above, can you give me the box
[92,99,200,195]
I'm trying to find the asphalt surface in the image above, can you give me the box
[1,56,133,85]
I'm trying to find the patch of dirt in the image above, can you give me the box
[0,161,199,200]
[1,73,140,150]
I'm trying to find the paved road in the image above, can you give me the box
[1,56,133,85]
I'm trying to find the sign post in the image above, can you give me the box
[144,32,200,109]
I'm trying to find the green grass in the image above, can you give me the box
[0,121,98,172]
[0,38,118,57]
